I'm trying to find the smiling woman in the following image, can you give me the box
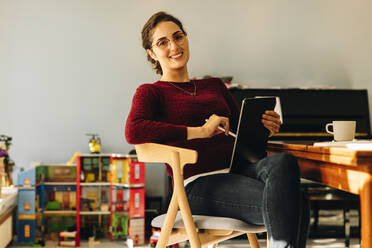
[125,11,309,248]
[141,12,189,77]
[146,21,190,81]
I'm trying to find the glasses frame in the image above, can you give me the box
[151,32,187,50]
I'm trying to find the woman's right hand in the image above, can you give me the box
[202,114,230,138]
[187,114,230,140]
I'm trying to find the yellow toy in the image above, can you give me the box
[86,134,101,154]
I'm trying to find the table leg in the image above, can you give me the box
[360,177,372,248]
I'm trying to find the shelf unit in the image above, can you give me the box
[76,154,111,246]
[75,154,145,246]
[17,153,145,246]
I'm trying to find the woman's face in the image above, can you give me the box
[147,21,190,75]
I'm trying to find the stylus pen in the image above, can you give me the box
[205,119,237,138]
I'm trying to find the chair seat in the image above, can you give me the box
[152,212,266,233]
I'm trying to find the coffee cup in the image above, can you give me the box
[325,121,356,141]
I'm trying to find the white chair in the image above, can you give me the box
[135,143,267,248]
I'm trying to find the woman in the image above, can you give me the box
[126,11,309,248]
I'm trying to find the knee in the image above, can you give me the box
[269,153,299,178]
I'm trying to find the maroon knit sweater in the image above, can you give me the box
[125,77,240,180]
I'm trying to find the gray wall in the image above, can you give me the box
[1,0,372,197]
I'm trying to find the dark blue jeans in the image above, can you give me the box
[185,153,310,248]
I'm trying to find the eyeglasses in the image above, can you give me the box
[152,32,186,50]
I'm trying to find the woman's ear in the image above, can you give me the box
[147,49,157,61]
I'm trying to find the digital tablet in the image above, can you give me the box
[229,97,276,172]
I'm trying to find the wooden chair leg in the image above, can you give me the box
[172,152,201,248]
[156,195,179,248]
[247,233,260,248]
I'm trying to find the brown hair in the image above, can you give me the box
[141,11,187,75]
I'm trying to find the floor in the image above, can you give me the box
[8,238,361,248]
[9,209,361,247]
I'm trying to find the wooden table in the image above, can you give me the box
[267,141,372,248]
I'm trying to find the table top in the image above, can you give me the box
[267,140,372,167]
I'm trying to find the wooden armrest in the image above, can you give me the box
[135,143,197,171]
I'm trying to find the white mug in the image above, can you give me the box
[326,121,356,141]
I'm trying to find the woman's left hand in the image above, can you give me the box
[262,110,281,137]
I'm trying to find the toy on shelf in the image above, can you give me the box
[81,157,102,182]
[45,216,76,241]
[80,186,110,212]
[58,231,77,247]
[0,156,4,197]
[81,186,98,211]
[67,151,81,165]
[86,133,101,154]
[0,134,15,187]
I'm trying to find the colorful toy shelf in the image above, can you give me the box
[75,154,145,246]
[16,153,145,246]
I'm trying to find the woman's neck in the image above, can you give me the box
[160,67,189,83]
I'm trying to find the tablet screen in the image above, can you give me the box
[229,97,276,172]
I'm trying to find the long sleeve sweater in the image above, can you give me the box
[125,77,240,181]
